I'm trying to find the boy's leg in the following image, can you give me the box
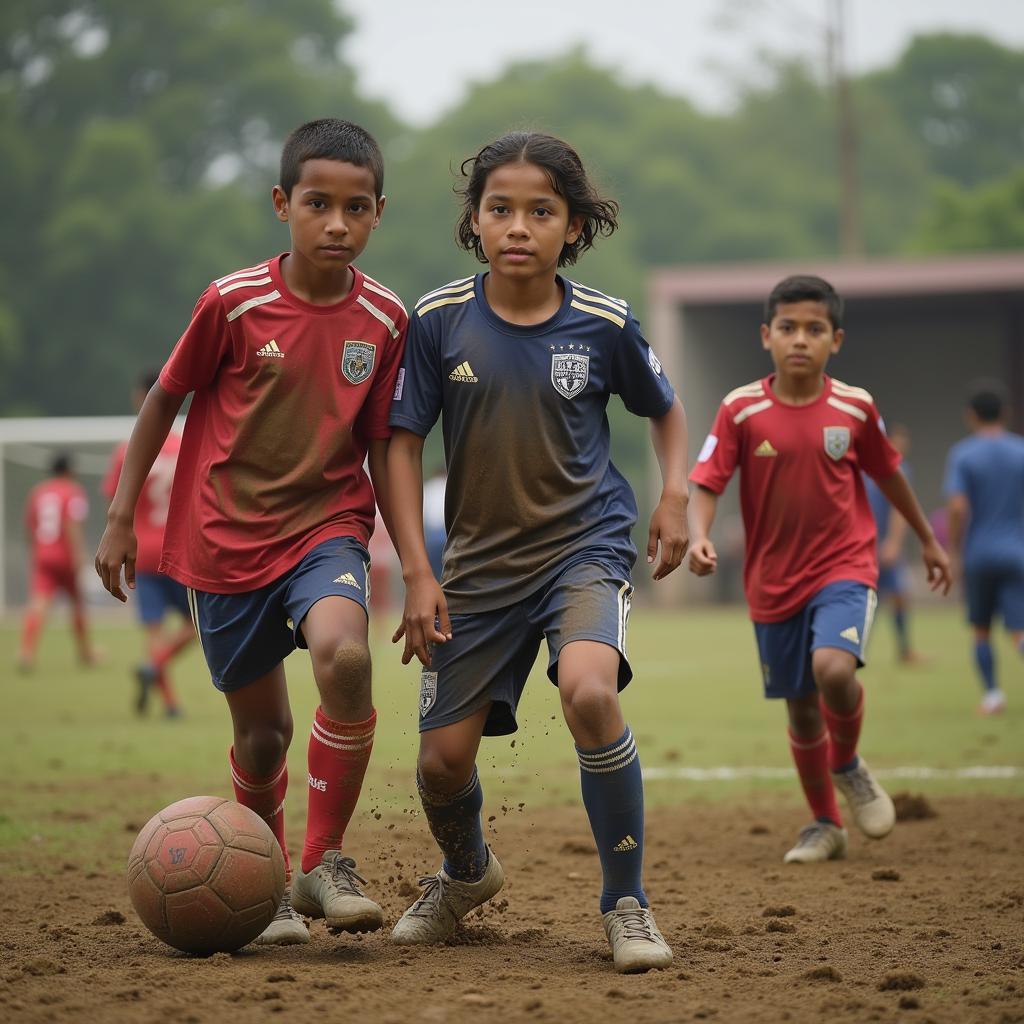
[785,693,842,825]
[292,594,382,932]
[18,589,49,670]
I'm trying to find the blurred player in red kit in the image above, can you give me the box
[19,453,100,671]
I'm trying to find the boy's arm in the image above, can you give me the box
[646,396,689,580]
[366,438,397,554]
[687,485,720,576]
[95,383,184,601]
[387,428,451,666]
[874,470,952,594]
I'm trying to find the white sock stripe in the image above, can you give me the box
[230,760,287,793]
[577,729,634,764]
[789,732,829,751]
[310,723,375,752]
[579,747,639,774]
[449,770,480,802]
[311,718,376,743]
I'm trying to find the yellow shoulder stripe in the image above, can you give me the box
[723,380,765,405]
[570,299,625,329]
[418,291,475,317]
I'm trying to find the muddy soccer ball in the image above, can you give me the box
[127,795,285,954]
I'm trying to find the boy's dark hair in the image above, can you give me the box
[51,452,72,476]
[138,369,160,393]
[764,275,844,329]
[279,119,384,199]
[969,388,1004,423]
[455,132,619,267]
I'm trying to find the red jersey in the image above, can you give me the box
[103,433,182,574]
[690,375,902,622]
[158,255,407,593]
[26,477,88,570]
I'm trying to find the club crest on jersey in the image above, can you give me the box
[551,352,590,400]
[419,670,437,717]
[341,340,376,384]
[823,426,850,461]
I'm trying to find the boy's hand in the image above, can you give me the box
[392,571,452,666]
[94,521,137,603]
[922,538,952,596]
[688,538,718,576]
[647,493,689,581]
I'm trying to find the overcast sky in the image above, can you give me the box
[341,0,1024,125]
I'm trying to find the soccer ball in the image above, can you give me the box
[127,795,286,954]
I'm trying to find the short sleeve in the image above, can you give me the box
[388,312,443,437]
[857,407,902,481]
[943,446,967,498]
[689,401,740,494]
[159,285,231,396]
[610,313,675,417]
[357,313,409,440]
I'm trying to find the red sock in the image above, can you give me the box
[230,748,290,878]
[301,707,376,874]
[20,610,42,659]
[155,668,179,711]
[822,687,864,772]
[788,729,842,826]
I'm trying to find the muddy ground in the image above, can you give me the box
[2,795,1022,1024]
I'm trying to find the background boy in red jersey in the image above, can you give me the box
[688,275,950,864]
[19,453,100,671]
[95,119,407,945]
[103,371,194,718]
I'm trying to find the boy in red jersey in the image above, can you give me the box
[95,119,407,944]
[103,371,194,718]
[688,275,950,864]
[19,453,100,671]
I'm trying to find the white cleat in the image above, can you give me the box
[292,852,384,933]
[832,758,896,839]
[783,822,848,863]
[252,889,310,946]
[602,897,673,973]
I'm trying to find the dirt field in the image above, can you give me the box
[3,795,1022,1024]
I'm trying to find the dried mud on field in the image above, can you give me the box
[2,796,1022,1024]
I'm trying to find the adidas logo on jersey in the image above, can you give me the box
[257,339,284,358]
[613,834,638,853]
[755,439,778,457]
[308,774,327,792]
[333,572,361,589]
[449,361,479,383]
[840,626,860,644]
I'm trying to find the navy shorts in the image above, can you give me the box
[135,572,191,625]
[187,537,370,692]
[876,561,908,597]
[418,560,634,737]
[965,564,1024,630]
[753,581,877,700]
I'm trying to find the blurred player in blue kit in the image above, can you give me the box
[387,132,689,973]
[944,388,1024,715]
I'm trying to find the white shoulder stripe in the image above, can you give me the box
[418,291,475,317]
[570,282,628,311]
[826,396,868,421]
[362,278,407,315]
[226,290,281,322]
[216,263,271,287]
[357,294,400,338]
[732,399,773,425]
[418,277,475,305]
[831,380,874,404]
[218,275,273,296]
[570,299,626,329]
[724,381,765,405]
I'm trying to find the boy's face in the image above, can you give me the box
[272,159,384,274]
[760,300,843,381]
[471,161,582,281]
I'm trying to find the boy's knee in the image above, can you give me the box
[418,746,475,796]
[812,648,857,692]
[786,696,823,737]
[559,675,618,728]
[235,718,292,773]
[312,637,371,695]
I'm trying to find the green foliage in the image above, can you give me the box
[909,169,1024,253]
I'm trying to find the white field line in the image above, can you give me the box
[642,765,1021,781]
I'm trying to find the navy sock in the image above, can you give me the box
[577,725,647,914]
[974,639,997,693]
[893,608,909,658]
[417,768,487,882]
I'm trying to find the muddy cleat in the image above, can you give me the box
[391,849,504,945]
[978,690,1007,716]
[602,897,673,974]
[832,758,895,839]
[253,889,310,946]
[783,822,848,863]
[134,664,156,715]
[292,852,384,933]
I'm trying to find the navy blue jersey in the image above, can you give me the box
[944,431,1024,571]
[389,273,675,612]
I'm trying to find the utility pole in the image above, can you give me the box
[826,0,863,257]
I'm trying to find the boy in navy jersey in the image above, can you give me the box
[689,275,950,864]
[96,119,407,945]
[388,132,689,973]
[945,388,1024,714]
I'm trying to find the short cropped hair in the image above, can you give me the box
[51,453,71,476]
[455,132,619,267]
[279,119,384,199]
[765,275,844,330]
[969,389,1004,423]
